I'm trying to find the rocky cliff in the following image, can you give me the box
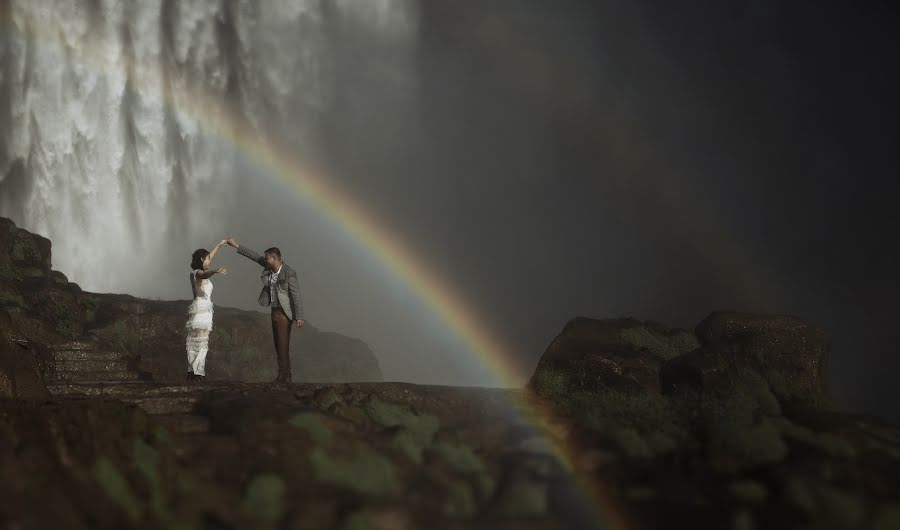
[0,216,383,389]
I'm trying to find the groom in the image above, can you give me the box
[226,237,304,383]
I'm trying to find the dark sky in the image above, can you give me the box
[314,1,900,422]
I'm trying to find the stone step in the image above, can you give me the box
[154,413,211,435]
[46,381,246,398]
[55,358,130,372]
[52,350,128,362]
[131,395,200,415]
[49,341,97,351]
[49,370,141,383]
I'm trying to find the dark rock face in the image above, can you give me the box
[527,312,900,530]
[0,337,50,399]
[529,316,700,395]
[0,216,52,274]
[0,216,383,383]
[698,311,829,406]
[0,311,52,398]
[660,311,830,406]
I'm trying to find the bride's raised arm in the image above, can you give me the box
[207,239,228,262]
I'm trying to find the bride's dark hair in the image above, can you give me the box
[191,249,210,270]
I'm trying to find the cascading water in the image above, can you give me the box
[0,0,418,298]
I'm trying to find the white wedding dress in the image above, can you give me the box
[186,270,214,376]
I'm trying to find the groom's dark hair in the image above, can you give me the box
[264,247,282,260]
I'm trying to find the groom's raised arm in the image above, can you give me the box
[237,245,266,267]
[228,238,266,267]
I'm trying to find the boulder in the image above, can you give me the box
[660,311,830,406]
[529,316,700,396]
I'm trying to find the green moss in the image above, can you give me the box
[864,437,900,462]
[316,389,343,410]
[432,441,484,474]
[112,320,135,352]
[11,232,44,264]
[240,473,286,523]
[624,486,657,501]
[289,412,334,447]
[92,457,140,522]
[732,510,754,530]
[20,267,44,278]
[0,289,24,308]
[498,480,548,517]
[702,398,787,466]
[340,511,375,530]
[610,428,652,459]
[785,479,865,529]
[872,504,900,530]
[0,259,22,281]
[535,368,569,399]
[443,479,478,518]
[578,391,686,454]
[695,371,790,467]
[133,439,169,522]
[729,480,768,503]
[740,369,782,417]
[45,297,80,338]
[432,441,495,499]
[151,425,173,447]
[309,447,398,497]
[176,474,195,495]
[536,368,688,457]
[365,399,439,463]
[773,417,856,458]
[620,326,699,360]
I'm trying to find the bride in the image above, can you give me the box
[186,240,228,381]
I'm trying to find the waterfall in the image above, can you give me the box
[0,0,418,297]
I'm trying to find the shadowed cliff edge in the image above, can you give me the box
[0,216,898,530]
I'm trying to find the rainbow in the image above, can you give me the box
[0,9,640,529]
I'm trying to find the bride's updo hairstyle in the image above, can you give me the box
[191,249,210,270]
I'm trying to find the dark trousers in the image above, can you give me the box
[271,307,292,381]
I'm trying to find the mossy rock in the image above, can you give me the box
[532,368,689,456]
[529,316,695,395]
[619,325,700,360]
[309,446,399,497]
[364,398,440,463]
[694,311,830,407]
[289,412,336,447]
[241,473,287,523]
[496,479,548,517]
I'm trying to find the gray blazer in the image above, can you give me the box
[237,245,304,321]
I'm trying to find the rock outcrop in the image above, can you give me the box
[676,311,830,406]
[527,312,900,530]
[529,316,700,395]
